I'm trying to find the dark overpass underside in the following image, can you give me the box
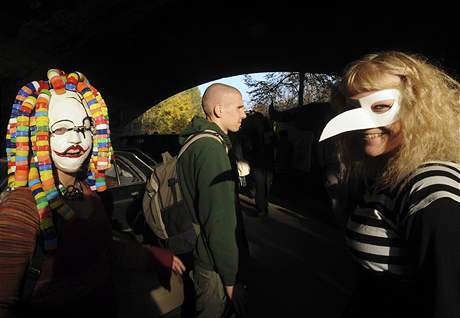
[1,1,458,140]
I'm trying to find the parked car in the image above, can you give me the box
[0,149,158,242]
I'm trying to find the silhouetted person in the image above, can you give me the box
[240,111,274,216]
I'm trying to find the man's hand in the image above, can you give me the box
[171,256,186,275]
[225,285,234,299]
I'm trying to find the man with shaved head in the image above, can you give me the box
[177,83,248,317]
[201,83,246,133]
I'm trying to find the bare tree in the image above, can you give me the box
[244,72,338,111]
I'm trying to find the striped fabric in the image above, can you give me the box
[346,161,460,276]
[0,188,39,307]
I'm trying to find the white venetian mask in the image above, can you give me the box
[319,89,401,141]
[48,90,93,173]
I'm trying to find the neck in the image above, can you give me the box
[207,116,228,134]
[57,169,77,187]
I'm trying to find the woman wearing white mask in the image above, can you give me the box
[0,70,185,317]
[320,51,460,318]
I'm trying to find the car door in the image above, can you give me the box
[100,153,148,233]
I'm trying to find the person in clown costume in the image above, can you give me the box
[319,51,460,318]
[0,69,185,317]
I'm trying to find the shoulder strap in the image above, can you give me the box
[19,236,45,303]
[178,130,227,159]
[176,130,228,244]
[19,211,66,303]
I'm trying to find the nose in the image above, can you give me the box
[67,129,82,144]
[241,110,247,119]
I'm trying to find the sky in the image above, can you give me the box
[198,72,269,109]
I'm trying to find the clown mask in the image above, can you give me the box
[48,90,93,173]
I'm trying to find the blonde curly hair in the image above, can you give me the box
[336,51,460,188]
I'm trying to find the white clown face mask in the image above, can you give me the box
[319,89,401,141]
[48,90,93,173]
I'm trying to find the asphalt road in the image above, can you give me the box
[240,194,355,317]
[113,190,356,318]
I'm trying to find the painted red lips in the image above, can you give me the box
[53,145,88,158]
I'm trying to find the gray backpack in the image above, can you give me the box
[142,130,225,254]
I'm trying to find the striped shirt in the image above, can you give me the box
[346,161,460,276]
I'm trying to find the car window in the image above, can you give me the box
[117,159,142,185]
[104,164,119,188]
[115,150,155,176]
[105,157,142,188]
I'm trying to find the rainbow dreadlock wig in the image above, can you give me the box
[5,69,112,252]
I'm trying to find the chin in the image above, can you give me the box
[231,125,241,132]
[365,150,385,157]
[52,154,90,174]
[364,145,395,157]
[55,163,82,173]
[363,136,391,157]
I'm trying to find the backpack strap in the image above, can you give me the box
[176,130,227,239]
[174,130,225,211]
[178,130,227,159]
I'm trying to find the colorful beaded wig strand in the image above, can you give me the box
[5,69,112,252]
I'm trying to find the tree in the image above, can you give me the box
[244,72,338,111]
[124,87,203,135]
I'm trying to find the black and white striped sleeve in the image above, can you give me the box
[403,162,460,318]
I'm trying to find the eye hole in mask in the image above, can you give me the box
[370,99,394,114]
[50,116,95,136]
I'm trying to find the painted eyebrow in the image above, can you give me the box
[50,119,75,130]
[52,119,73,124]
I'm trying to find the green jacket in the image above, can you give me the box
[177,116,239,285]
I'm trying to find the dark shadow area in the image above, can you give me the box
[99,184,145,234]
[269,169,332,221]
[230,103,342,226]
[112,134,181,163]
[1,3,459,154]
[239,200,355,317]
[111,231,183,318]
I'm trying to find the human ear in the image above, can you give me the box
[214,104,223,118]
